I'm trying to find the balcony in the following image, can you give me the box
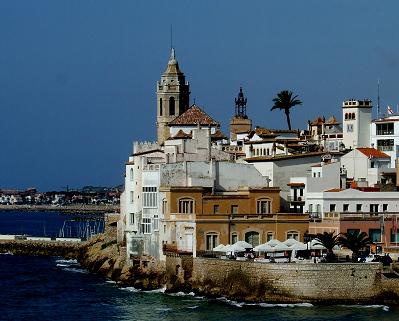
[323,211,395,220]
[287,195,305,203]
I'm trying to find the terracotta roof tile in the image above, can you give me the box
[169,104,219,126]
[211,130,227,140]
[357,148,390,159]
[172,129,192,139]
[325,188,343,192]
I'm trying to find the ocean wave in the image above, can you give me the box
[106,280,117,284]
[339,304,389,311]
[55,258,78,264]
[142,286,166,293]
[216,297,244,308]
[62,267,89,274]
[155,308,172,312]
[121,287,140,293]
[167,291,196,297]
[187,305,199,309]
[0,252,13,255]
[258,302,314,308]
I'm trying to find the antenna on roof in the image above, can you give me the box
[377,79,380,119]
[170,24,173,49]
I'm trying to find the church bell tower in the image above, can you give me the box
[229,87,252,141]
[156,48,190,144]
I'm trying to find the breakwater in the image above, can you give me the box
[0,240,81,258]
[0,204,119,213]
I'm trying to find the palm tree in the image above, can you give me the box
[315,232,339,262]
[338,231,372,263]
[270,90,302,130]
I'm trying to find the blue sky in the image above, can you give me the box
[1,1,398,191]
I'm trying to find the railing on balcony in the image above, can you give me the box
[287,195,305,203]
[323,211,398,220]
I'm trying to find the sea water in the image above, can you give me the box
[0,211,397,320]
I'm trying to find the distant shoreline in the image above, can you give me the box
[0,204,119,214]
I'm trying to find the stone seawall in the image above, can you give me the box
[0,240,81,258]
[165,257,399,304]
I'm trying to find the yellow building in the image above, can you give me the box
[161,186,309,256]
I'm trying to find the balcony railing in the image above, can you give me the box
[287,195,305,203]
[323,211,397,220]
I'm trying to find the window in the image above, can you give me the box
[179,198,194,214]
[245,231,260,247]
[169,97,175,115]
[391,228,399,242]
[143,187,157,208]
[159,98,163,116]
[376,123,394,135]
[130,191,134,204]
[231,233,238,244]
[142,218,152,234]
[370,204,379,213]
[130,168,134,181]
[377,139,394,151]
[356,204,362,212]
[231,205,238,214]
[369,229,381,242]
[129,213,135,225]
[343,204,349,212]
[257,199,271,214]
[347,124,353,132]
[206,233,218,251]
[383,204,388,212]
[370,161,375,168]
[351,113,355,119]
[266,232,274,241]
[153,214,159,231]
[162,199,167,214]
[213,205,220,214]
[287,231,299,241]
[299,188,304,197]
[330,204,336,212]
[347,229,360,235]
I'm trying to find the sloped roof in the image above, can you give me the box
[211,129,227,140]
[310,116,324,126]
[172,129,192,139]
[169,104,219,126]
[310,116,340,126]
[163,48,183,75]
[325,116,340,125]
[357,148,390,159]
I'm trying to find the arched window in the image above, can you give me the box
[345,113,348,120]
[286,230,299,241]
[159,98,163,116]
[206,232,219,250]
[245,231,260,247]
[352,112,355,119]
[178,198,194,214]
[130,168,134,181]
[169,97,175,115]
[257,198,271,214]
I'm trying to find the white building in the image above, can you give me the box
[306,188,399,219]
[342,99,372,149]
[288,158,343,214]
[340,147,391,187]
[244,152,327,211]
[371,115,399,168]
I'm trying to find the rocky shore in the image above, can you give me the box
[3,230,399,305]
